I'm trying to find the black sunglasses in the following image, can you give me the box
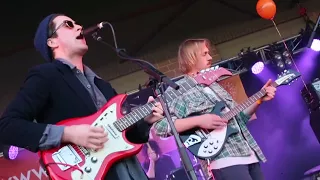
[49,20,76,37]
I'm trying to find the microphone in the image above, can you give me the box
[83,22,106,35]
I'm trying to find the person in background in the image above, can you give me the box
[142,140,176,180]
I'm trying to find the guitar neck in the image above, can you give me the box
[114,78,197,131]
[221,82,277,120]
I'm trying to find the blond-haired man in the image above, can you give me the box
[154,38,276,180]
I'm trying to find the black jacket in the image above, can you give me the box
[0,60,151,179]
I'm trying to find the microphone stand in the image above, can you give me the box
[91,24,198,180]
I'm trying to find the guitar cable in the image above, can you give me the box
[206,159,215,180]
[44,162,84,180]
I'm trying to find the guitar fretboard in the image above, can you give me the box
[114,78,197,131]
[221,82,277,120]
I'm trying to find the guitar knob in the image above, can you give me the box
[204,145,208,148]
[85,167,92,173]
[208,150,213,153]
[209,142,213,145]
[91,156,98,163]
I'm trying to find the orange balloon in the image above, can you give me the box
[256,0,277,20]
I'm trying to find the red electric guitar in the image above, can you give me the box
[39,67,232,180]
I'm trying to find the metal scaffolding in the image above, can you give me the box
[127,32,307,95]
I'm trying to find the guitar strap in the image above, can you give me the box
[199,84,230,112]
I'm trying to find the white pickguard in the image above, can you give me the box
[53,103,134,180]
[184,134,202,148]
[197,126,227,158]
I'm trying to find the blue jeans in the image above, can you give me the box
[211,163,264,180]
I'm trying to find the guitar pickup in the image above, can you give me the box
[104,124,119,139]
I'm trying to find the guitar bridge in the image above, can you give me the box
[52,145,83,171]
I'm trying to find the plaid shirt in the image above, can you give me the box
[154,76,266,162]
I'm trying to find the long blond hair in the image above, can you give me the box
[177,38,212,74]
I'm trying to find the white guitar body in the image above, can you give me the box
[197,127,228,157]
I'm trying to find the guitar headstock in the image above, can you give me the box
[193,67,233,86]
[274,69,301,87]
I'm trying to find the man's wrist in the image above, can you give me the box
[256,99,263,105]
[61,126,73,143]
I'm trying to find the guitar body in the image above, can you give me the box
[180,101,238,160]
[39,94,142,180]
